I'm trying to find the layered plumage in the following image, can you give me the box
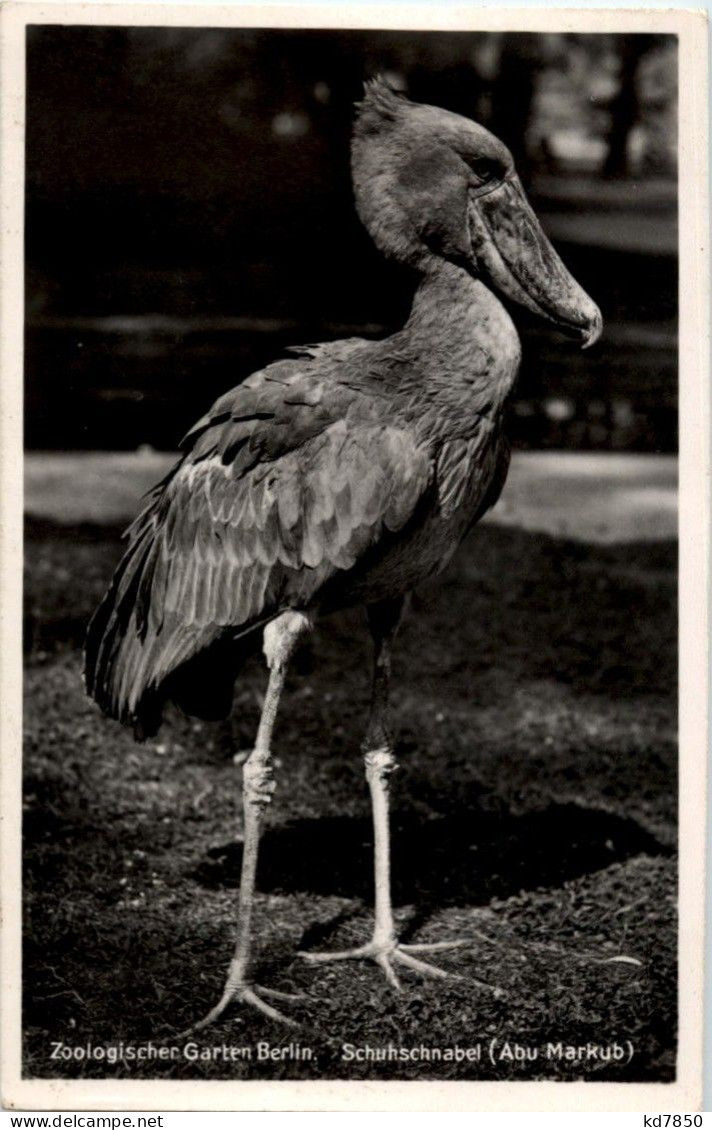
[85,325,510,737]
[85,77,600,741]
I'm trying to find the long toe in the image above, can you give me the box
[298,938,464,986]
[298,944,372,964]
[376,952,402,990]
[256,985,306,1002]
[179,982,300,1035]
[242,986,299,1026]
[298,942,402,988]
[178,987,235,1036]
[393,948,460,979]
[400,939,469,953]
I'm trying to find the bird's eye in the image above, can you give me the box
[465,156,504,184]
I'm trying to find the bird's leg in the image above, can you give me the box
[362,599,401,977]
[186,610,312,1033]
[299,598,467,987]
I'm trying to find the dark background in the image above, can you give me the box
[25,27,677,452]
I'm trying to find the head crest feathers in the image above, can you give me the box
[354,75,408,134]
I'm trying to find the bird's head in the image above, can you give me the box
[352,77,601,348]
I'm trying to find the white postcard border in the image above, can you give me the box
[1,2,708,1112]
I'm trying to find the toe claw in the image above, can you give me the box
[376,953,401,990]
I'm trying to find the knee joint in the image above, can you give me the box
[364,747,397,784]
[263,610,313,671]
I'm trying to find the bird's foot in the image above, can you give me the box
[298,936,468,990]
[179,981,304,1036]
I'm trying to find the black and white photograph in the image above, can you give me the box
[2,2,708,1112]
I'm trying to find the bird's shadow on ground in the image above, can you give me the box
[193,782,668,942]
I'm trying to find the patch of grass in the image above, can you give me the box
[23,519,677,1081]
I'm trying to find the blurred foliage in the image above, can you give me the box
[25,29,677,451]
[27,28,677,196]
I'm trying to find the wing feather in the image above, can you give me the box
[85,364,433,730]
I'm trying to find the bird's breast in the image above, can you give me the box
[331,425,507,608]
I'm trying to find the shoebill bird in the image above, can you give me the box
[85,78,601,1028]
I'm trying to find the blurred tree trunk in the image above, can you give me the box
[603,35,650,178]
[488,34,540,183]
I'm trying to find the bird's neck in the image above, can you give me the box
[401,260,521,409]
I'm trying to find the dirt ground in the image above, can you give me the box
[22,454,677,1083]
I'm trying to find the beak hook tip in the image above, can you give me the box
[580,309,603,350]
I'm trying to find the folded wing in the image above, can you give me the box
[84,365,432,731]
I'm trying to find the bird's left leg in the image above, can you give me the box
[299,597,466,987]
[186,610,312,1033]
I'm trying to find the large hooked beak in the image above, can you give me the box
[468,174,602,349]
